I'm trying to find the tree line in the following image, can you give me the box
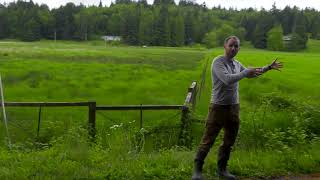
[0,0,320,51]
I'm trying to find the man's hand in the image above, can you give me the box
[269,58,283,71]
[246,68,262,78]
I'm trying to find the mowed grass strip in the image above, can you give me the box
[0,40,206,70]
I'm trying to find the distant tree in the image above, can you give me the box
[38,4,55,39]
[137,0,148,7]
[203,31,217,48]
[305,9,320,39]
[310,15,320,39]
[292,11,308,49]
[193,14,205,43]
[240,13,257,41]
[21,18,41,41]
[115,0,132,4]
[253,24,267,48]
[252,10,275,49]
[216,24,233,45]
[270,2,280,17]
[108,7,122,36]
[138,9,154,45]
[52,3,82,40]
[175,15,185,46]
[234,27,245,43]
[267,25,284,51]
[184,10,196,44]
[120,5,139,44]
[280,6,297,35]
[154,5,170,45]
[0,0,319,47]
[0,6,9,39]
[178,0,196,6]
[75,10,90,40]
[169,13,185,46]
[154,0,175,6]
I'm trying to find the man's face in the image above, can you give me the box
[224,38,240,59]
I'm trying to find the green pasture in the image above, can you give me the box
[0,40,319,179]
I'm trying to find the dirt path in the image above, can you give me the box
[241,173,320,180]
[274,173,320,180]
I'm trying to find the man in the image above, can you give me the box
[192,36,283,180]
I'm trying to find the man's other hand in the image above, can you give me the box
[246,68,262,78]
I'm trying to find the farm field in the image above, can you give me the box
[0,40,319,179]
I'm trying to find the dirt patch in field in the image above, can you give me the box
[241,173,320,180]
[275,173,320,180]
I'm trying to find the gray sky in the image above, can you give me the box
[1,0,320,10]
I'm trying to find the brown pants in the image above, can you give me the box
[194,104,240,170]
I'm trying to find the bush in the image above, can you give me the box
[267,25,284,51]
[203,31,217,48]
[284,33,308,51]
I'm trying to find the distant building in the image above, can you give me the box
[283,35,293,47]
[101,36,121,41]
[283,35,292,42]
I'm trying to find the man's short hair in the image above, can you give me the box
[224,36,240,45]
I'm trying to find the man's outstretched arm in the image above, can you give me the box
[259,58,283,73]
[214,60,259,85]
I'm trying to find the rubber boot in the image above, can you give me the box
[217,146,236,180]
[216,167,236,180]
[191,161,204,180]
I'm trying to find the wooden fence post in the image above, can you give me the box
[140,104,143,129]
[189,81,197,109]
[178,105,190,146]
[37,106,42,138]
[178,81,197,147]
[88,101,96,140]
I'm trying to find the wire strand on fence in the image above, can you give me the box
[96,111,131,132]
[156,111,182,125]
[96,110,182,133]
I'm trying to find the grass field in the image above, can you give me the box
[0,39,319,179]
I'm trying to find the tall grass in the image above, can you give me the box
[0,40,319,179]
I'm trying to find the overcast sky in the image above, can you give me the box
[1,0,320,10]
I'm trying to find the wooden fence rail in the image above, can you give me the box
[96,105,183,110]
[4,102,90,107]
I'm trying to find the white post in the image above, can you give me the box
[0,75,11,149]
[54,30,57,43]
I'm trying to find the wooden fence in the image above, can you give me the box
[178,81,197,146]
[3,81,197,144]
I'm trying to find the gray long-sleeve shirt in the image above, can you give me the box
[210,55,269,105]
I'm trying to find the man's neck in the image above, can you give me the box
[224,55,233,62]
